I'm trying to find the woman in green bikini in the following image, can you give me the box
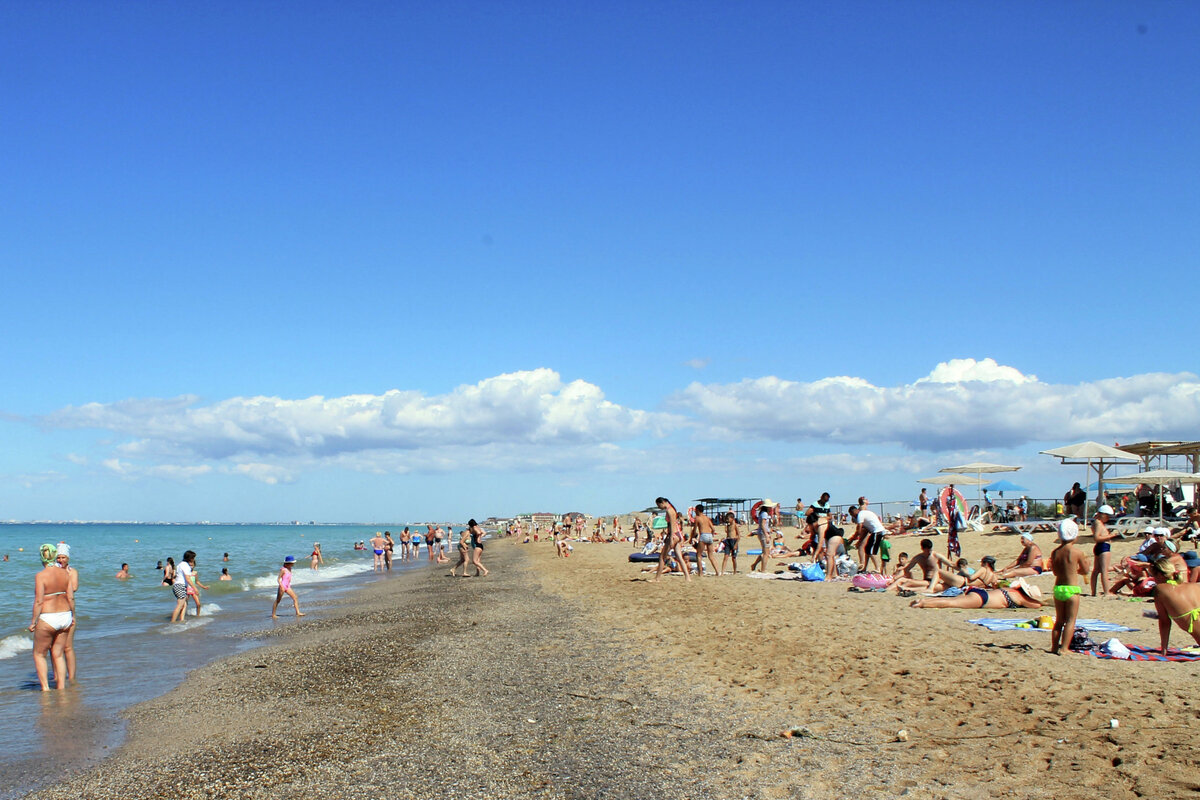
[1151,559,1200,654]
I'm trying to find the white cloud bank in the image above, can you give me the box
[41,369,677,480]
[673,358,1200,450]
[33,360,1200,483]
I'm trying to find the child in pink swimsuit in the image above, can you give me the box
[271,556,305,618]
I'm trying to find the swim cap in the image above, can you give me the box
[1020,531,1034,541]
[39,543,58,565]
[1058,518,1079,542]
[56,542,70,558]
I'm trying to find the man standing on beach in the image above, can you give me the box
[369,531,387,572]
[1064,482,1087,518]
[690,503,720,576]
[1049,518,1089,655]
[848,505,887,574]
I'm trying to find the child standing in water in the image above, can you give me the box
[1049,518,1090,655]
[271,556,305,618]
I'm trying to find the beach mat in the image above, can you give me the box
[1087,645,1200,662]
[968,618,1136,633]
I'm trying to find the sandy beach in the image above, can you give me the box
[31,524,1200,800]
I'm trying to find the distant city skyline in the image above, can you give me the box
[3,3,1198,520]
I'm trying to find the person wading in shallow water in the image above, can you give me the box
[467,519,489,577]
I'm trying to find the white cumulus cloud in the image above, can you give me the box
[672,359,1200,451]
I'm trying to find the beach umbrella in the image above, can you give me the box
[985,478,1028,493]
[1040,441,1140,520]
[917,474,987,486]
[1102,469,1200,523]
[941,462,1021,506]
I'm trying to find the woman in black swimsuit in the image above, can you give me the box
[467,519,489,577]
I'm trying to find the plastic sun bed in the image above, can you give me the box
[1002,519,1061,535]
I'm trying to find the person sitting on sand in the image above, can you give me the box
[115,563,130,580]
[890,552,908,578]
[968,556,1000,588]
[999,532,1045,578]
[1150,558,1200,653]
[936,558,974,590]
[890,539,944,592]
[1049,518,1090,656]
[911,578,1044,609]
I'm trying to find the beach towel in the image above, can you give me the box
[1086,645,1200,662]
[744,572,801,581]
[968,618,1136,633]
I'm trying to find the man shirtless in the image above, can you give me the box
[1049,518,1090,655]
[891,539,943,592]
[370,531,387,572]
[690,503,720,576]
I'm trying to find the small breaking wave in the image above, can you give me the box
[0,634,33,661]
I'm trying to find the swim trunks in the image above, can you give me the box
[1053,585,1082,602]
[722,538,738,556]
[864,532,883,556]
[699,532,714,544]
[172,584,188,599]
[374,549,385,555]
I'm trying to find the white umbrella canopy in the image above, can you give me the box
[1040,441,1140,461]
[1040,441,1141,519]
[941,462,1021,506]
[918,474,988,486]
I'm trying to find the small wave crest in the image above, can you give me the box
[0,634,33,660]
[241,560,374,591]
[162,617,213,633]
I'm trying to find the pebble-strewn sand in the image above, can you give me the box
[31,525,1200,799]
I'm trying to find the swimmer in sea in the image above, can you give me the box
[219,568,232,581]
[272,555,304,618]
[115,563,130,579]
[31,543,74,690]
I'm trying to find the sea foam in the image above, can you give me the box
[0,634,34,660]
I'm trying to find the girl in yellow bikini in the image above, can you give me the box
[1150,559,1200,654]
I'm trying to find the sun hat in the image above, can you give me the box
[760,499,778,507]
[1020,531,1034,541]
[56,542,71,558]
[284,555,297,564]
[1010,577,1042,602]
[1057,518,1079,542]
[1165,540,1178,552]
[1097,504,1114,516]
[1155,526,1171,537]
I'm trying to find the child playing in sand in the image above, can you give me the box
[1049,519,1089,655]
[271,556,305,618]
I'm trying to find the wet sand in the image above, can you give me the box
[30,527,1200,799]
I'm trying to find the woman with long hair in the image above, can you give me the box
[29,543,74,691]
[653,497,691,582]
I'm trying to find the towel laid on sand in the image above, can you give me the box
[1087,645,1200,662]
[968,618,1136,633]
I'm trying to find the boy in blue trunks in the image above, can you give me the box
[1049,518,1090,655]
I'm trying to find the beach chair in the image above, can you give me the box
[1002,519,1060,536]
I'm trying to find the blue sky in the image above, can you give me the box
[2,2,1198,521]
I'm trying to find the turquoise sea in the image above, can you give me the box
[0,523,456,798]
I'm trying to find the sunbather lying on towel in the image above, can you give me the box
[910,578,1044,609]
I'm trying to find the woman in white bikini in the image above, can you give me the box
[30,543,74,691]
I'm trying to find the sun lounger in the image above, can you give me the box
[1002,519,1059,536]
[1111,516,1159,538]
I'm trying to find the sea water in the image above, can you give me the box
[0,523,457,797]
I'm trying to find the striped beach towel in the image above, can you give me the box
[1088,645,1200,662]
